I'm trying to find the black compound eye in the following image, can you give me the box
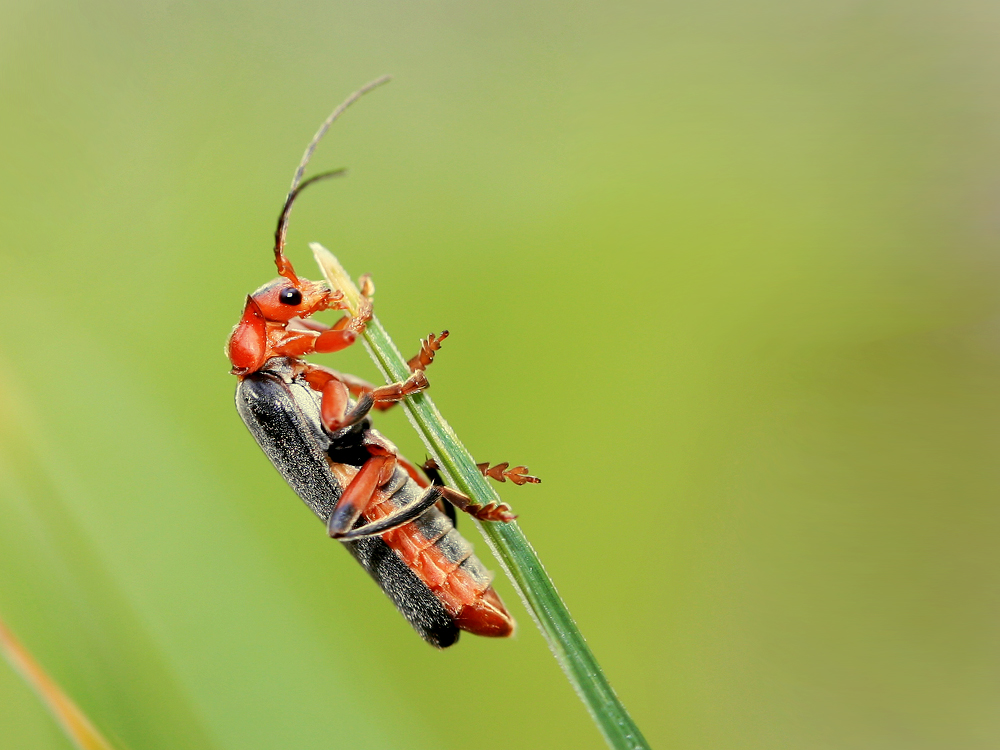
[278,287,302,306]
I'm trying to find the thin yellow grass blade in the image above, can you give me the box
[0,615,119,750]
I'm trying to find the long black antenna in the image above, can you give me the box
[273,168,347,271]
[273,75,392,280]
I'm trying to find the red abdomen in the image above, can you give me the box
[359,467,515,637]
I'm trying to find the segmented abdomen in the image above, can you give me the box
[352,465,514,637]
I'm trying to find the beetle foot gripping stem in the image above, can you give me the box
[370,370,429,407]
[466,499,518,523]
[421,458,536,521]
[435,486,518,523]
[357,273,375,299]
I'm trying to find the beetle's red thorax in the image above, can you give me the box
[227,276,345,375]
[227,296,268,375]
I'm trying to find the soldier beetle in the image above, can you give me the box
[227,77,539,647]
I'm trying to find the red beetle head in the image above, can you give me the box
[248,277,341,324]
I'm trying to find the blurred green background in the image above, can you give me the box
[2,1,1000,748]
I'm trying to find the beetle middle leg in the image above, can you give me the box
[356,330,451,412]
[299,331,447,418]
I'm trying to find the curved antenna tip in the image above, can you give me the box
[289,75,394,194]
[272,77,393,277]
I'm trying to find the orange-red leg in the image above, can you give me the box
[334,486,444,540]
[321,380,375,432]
[327,453,445,540]
[418,460,518,523]
[299,367,394,407]
[406,331,449,373]
[312,328,358,354]
[437,486,518,523]
[424,457,540,487]
[327,454,395,537]
[354,331,450,414]
[311,297,373,354]
[476,461,541,486]
[310,368,426,410]
[369,370,429,408]
[302,364,427,433]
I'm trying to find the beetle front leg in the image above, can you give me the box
[312,297,373,354]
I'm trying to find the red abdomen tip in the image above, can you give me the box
[455,588,515,638]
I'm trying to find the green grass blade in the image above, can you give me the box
[312,244,650,750]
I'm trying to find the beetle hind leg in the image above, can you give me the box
[327,454,446,540]
[438,486,518,523]
[424,457,541,486]
[333,485,444,540]
[476,461,541,486]
[418,460,517,523]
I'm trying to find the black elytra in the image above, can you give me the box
[235,356,460,648]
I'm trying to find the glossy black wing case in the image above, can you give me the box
[234,358,459,648]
